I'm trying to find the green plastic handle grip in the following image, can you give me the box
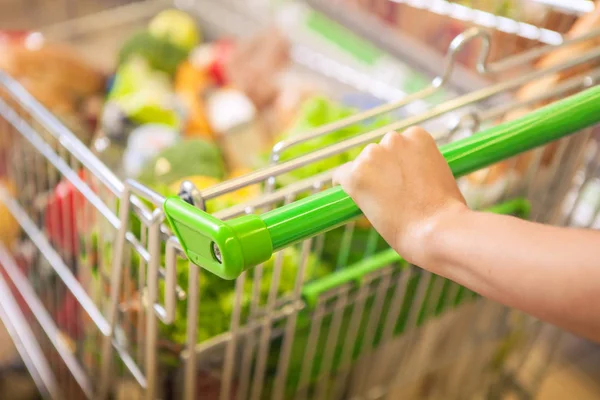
[164,85,600,280]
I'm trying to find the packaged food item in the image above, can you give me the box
[392,1,550,70]
[44,170,95,256]
[123,124,180,178]
[190,39,235,86]
[223,28,291,109]
[56,287,86,340]
[463,2,600,206]
[0,179,20,248]
[0,32,105,97]
[206,88,269,170]
[0,32,106,145]
[189,28,291,110]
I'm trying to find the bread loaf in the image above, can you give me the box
[0,40,105,97]
[465,2,600,199]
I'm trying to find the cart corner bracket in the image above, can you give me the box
[163,197,273,279]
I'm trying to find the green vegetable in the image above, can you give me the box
[158,246,332,345]
[137,139,226,185]
[109,58,180,127]
[272,96,391,187]
[118,31,189,77]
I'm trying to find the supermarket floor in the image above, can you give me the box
[534,334,600,400]
[0,321,598,399]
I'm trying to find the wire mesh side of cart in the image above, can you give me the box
[0,2,599,400]
[0,0,383,398]
[114,27,600,400]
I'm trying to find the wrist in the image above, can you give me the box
[408,202,472,271]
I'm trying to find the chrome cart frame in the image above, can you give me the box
[0,1,599,399]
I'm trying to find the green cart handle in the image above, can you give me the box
[164,85,600,279]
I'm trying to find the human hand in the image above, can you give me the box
[332,127,468,266]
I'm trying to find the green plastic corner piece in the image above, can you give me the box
[163,197,273,280]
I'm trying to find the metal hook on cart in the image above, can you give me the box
[265,27,492,193]
[445,111,482,144]
[435,28,492,86]
[269,28,491,157]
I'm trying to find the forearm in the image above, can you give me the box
[421,209,600,343]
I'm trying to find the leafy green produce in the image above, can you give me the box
[137,139,226,185]
[118,30,189,77]
[108,57,180,127]
[272,96,392,187]
[157,246,332,345]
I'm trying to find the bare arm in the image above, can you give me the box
[426,209,600,343]
[333,127,600,343]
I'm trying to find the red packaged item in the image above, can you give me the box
[190,39,236,86]
[56,289,85,340]
[0,30,36,45]
[44,170,96,257]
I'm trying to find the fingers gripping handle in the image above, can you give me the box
[165,86,600,279]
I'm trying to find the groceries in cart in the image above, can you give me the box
[0,31,106,145]
[358,0,573,70]
[3,1,600,398]
[77,10,396,209]
[91,9,302,177]
[460,3,600,208]
[0,8,393,362]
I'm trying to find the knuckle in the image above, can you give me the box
[360,143,381,161]
[404,126,431,142]
[381,131,403,149]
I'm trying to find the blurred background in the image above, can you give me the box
[0,0,600,399]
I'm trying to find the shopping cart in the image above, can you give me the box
[1,0,600,399]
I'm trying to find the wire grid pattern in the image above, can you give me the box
[0,0,598,399]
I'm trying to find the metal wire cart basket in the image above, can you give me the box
[1,0,600,399]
